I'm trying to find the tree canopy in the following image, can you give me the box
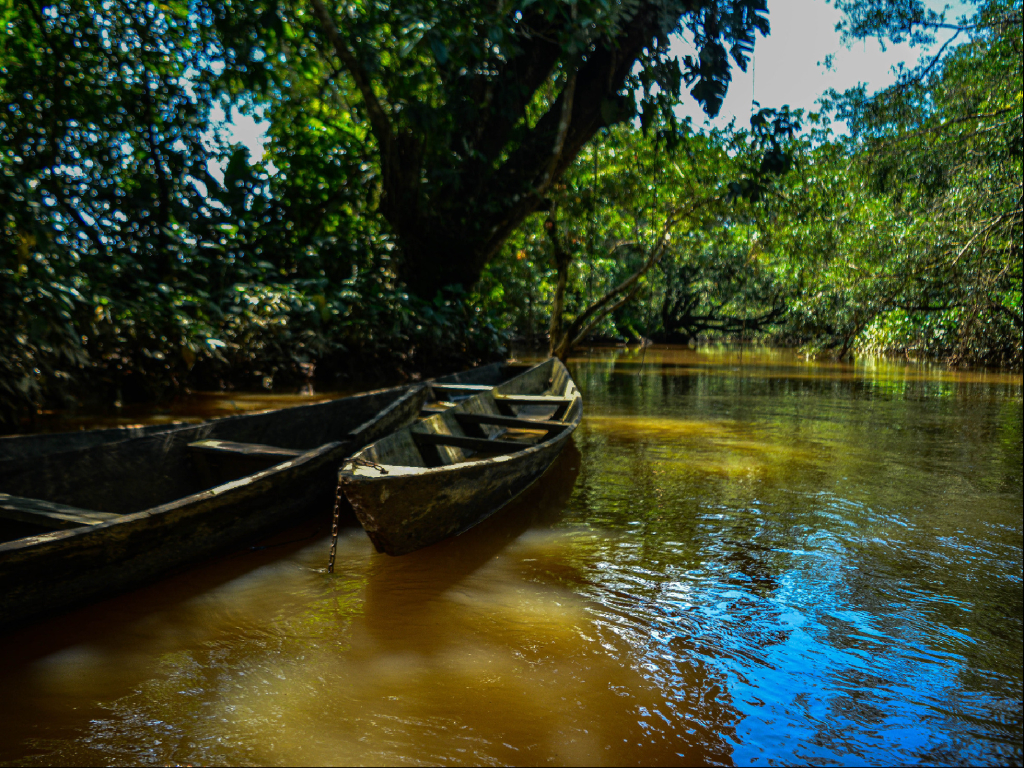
[1,0,1020,428]
[810,0,1022,362]
[262,0,773,295]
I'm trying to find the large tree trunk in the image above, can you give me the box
[312,0,662,297]
[397,231,495,299]
[545,211,573,357]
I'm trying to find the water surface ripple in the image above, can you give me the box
[0,347,1020,766]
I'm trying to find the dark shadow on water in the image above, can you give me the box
[0,508,341,669]
[361,441,581,649]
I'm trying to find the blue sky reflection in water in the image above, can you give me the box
[566,348,1022,765]
[0,347,1020,766]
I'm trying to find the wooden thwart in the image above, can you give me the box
[0,493,119,530]
[412,432,530,454]
[493,394,574,405]
[188,439,306,488]
[454,413,567,433]
[429,383,495,393]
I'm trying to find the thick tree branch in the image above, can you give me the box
[475,5,660,265]
[472,9,566,161]
[988,300,1024,329]
[534,72,577,195]
[554,231,671,358]
[562,277,646,355]
[545,207,572,356]
[308,0,393,148]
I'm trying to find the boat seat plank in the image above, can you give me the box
[187,440,304,461]
[188,440,307,486]
[419,406,449,416]
[411,432,533,455]
[454,413,568,433]
[0,493,120,530]
[429,383,495,392]
[492,394,574,404]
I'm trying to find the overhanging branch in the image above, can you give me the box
[308,0,393,148]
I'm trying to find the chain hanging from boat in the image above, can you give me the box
[327,458,389,574]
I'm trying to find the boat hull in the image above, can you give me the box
[343,427,575,556]
[0,442,344,630]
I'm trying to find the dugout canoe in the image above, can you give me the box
[339,357,582,556]
[0,362,525,630]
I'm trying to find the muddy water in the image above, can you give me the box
[0,347,1020,766]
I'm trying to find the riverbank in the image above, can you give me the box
[7,339,1023,438]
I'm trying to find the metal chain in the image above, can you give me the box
[326,481,344,574]
[327,458,389,574]
[348,457,390,475]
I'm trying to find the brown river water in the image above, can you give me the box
[0,347,1020,766]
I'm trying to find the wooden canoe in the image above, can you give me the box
[339,357,583,556]
[0,362,525,630]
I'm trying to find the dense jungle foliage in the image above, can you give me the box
[1,0,1021,427]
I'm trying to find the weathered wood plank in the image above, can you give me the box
[0,493,119,530]
[493,393,574,419]
[429,383,495,392]
[187,440,306,487]
[454,413,567,433]
[347,384,427,446]
[187,440,304,460]
[411,432,532,454]
[0,422,189,465]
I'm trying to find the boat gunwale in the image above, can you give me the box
[346,383,427,442]
[0,381,417,445]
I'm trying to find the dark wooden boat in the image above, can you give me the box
[339,357,582,556]
[0,362,524,630]
[0,421,188,464]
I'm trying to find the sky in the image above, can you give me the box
[674,0,970,130]
[220,0,969,163]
